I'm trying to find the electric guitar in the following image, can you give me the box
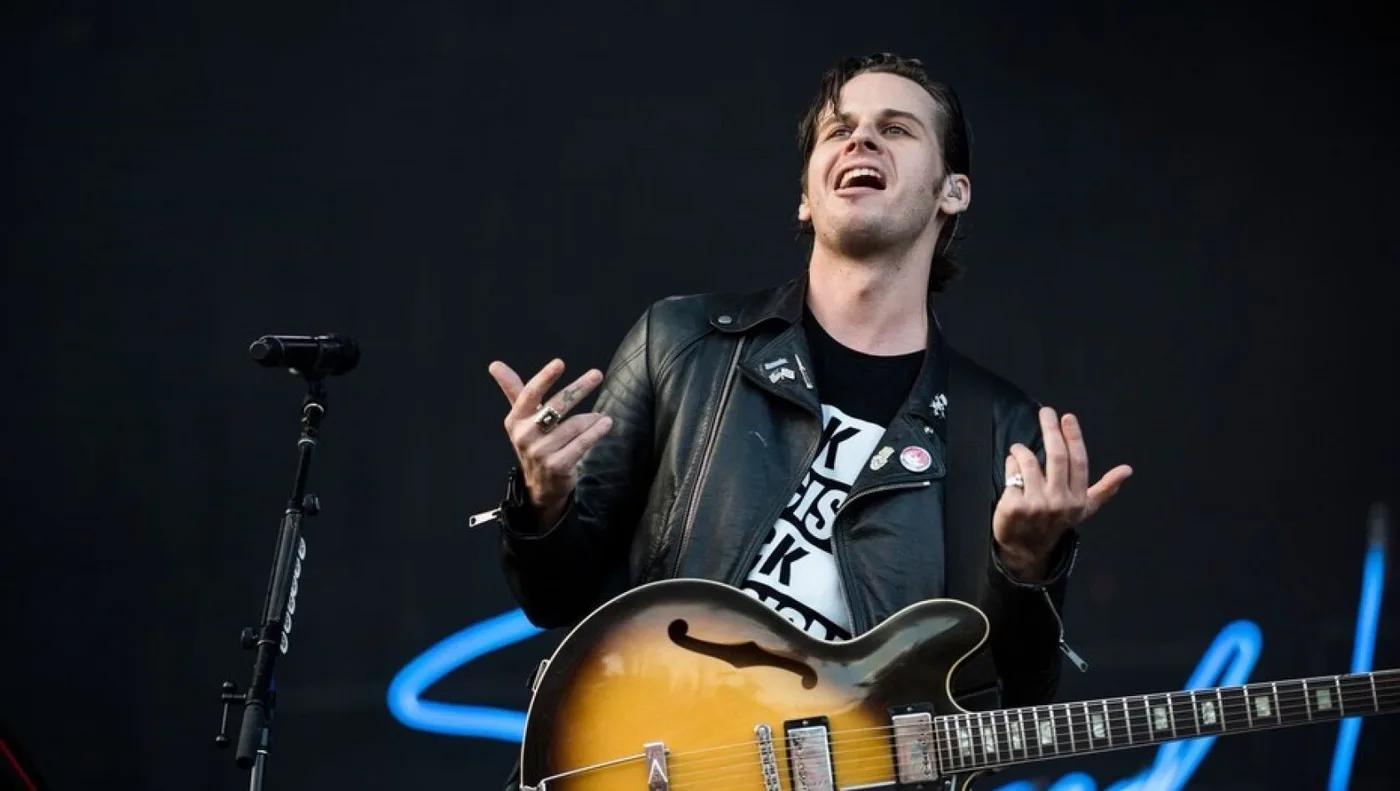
[516,578,1397,790]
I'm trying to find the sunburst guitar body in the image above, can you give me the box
[516,578,1399,791]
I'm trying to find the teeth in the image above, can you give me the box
[839,167,882,188]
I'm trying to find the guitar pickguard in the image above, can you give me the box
[666,618,819,689]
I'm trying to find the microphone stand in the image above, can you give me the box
[216,370,329,790]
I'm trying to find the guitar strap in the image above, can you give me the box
[944,349,1003,710]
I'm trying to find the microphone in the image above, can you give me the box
[249,334,360,376]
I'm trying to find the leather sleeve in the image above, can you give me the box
[981,399,1082,707]
[497,307,656,629]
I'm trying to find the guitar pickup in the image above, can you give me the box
[784,716,835,791]
[888,703,942,789]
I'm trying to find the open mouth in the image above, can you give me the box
[836,166,886,191]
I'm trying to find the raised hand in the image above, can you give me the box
[993,407,1133,580]
[488,358,613,527]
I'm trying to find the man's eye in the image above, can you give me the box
[884,125,909,135]
[827,127,850,139]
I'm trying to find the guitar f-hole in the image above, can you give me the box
[666,619,819,689]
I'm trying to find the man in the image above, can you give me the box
[484,51,1131,758]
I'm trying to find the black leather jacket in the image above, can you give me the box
[496,276,1083,708]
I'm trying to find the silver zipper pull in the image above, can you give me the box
[1041,588,1089,672]
[467,507,501,528]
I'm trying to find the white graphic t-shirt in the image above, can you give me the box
[739,403,886,642]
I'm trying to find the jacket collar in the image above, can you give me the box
[710,274,953,436]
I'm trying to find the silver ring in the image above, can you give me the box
[533,404,562,434]
[1006,473,1025,489]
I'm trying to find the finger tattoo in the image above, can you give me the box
[561,386,579,407]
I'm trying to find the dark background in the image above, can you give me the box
[4,0,1397,789]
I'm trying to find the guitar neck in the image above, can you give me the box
[938,668,1400,773]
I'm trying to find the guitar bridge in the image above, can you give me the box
[755,724,781,791]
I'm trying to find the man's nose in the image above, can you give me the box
[845,126,881,152]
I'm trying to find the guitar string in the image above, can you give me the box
[638,674,1400,772]
[648,686,1400,787]
[663,688,1400,790]
[663,693,1400,780]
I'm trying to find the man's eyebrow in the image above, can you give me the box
[820,108,930,130]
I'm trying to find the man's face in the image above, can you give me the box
[799,72,965,257]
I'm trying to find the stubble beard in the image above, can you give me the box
[819,199,931,261]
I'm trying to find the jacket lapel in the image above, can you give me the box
[708,273,955,504]
[736,325,822,417]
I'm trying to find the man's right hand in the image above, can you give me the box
[488,358,613,528]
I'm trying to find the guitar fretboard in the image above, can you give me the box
[933,669,1400,773]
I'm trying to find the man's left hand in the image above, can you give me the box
[993,407,1133,581]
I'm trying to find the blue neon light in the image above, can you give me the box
[386,608,543,742]
[388,533,1387,787]
[1328,536,1387,791]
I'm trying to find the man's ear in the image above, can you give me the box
[797,198,811,223]
[938,174,972,216]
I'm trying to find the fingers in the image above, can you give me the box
[487,361,525,405]
[1060,412,1090,496]
[545,413,615,471]
[1007,443,1045,496]
[1001,452,1025,501]
[543,368,605,417]
[1086,464,1134,515]
[520,410,604,457]
[510,359,567,419]
[1038,407,1069,491]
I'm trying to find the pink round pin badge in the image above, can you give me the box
[899,446,932,472]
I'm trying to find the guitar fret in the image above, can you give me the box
[929,670,1395,778]
[1147,693,1171,740]
[1243,683,1273,726]
[1044,705,1060,755]
[940,716,955,772]
[953,714,971,768]
[977,711,997,762]
[967,713,981,766]
[1030,705,1041,756]
[1194,688,1223,734]
[1019,709,1031,760]
[1167,690,1193,738]
[1309,677,1339,718]
[1132,695,1150,744]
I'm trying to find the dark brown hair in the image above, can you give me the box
[796,53,972,292]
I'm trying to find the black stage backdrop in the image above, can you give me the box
[3,1,1398,789]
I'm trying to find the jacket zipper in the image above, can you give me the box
[993,538,1088,672]
[833,479,931,634]
[723,350,822,587]
[1045,587,1089,672]
[672,336,746,578]
[725,431,822,588]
